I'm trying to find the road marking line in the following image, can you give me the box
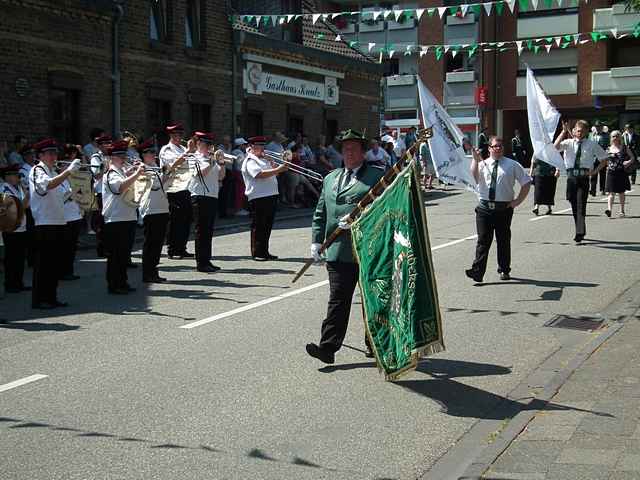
[431,234,478,250]
[529,207,572,222]
[0,374,48,393]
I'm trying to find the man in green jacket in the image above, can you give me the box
[306,130,385,364]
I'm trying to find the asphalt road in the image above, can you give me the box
[1,180,639,480]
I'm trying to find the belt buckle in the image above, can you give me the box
[488,201,495,210]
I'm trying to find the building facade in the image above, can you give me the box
[1,0,382,147]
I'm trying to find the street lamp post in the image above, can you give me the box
[112,0,125,138]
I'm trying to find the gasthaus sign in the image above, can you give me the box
[245,62,338,105]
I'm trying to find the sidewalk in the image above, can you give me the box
[480,303,640,479]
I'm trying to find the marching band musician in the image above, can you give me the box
[189,132,226,273]
[138,138,170,284]
[305,129,385,364]
[29,138,81,309]
[159,123,194,260]
[241,136,288,261]
[59,144,84,281]
[102,140,144,294]
[1,165,30,293]
[90,134,113,258]
[18,144,36,267]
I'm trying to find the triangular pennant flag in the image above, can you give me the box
[497,41,505,47]
[573,33,580,44]
[561,42,571,48]
[331,13,341,19]
[580,39,590,44]
[312,14,321,24]
[271,15,278,26]
[507,0,517,12]
[383,10,392,19]
[527,39,534,50]
[416,8,425,20]
[294,14,303,20]
[545,44,552,52]
[544,0,553,7]
[469,44,479,58]
[348,41,358,47]
[516,40,524,54]
[460,4,469,16]
[557,0,563,7]
[287,14,295,23]
[483,3,493,15]
[452,49,458,58]
[471,4,483,16]
[545,36,553,43]
[519,0,529,11]
[368,42,376,52]
[444,45,451,53]
[420,46,430,57]
[427,8,436,16]
[531,0,539,10]
[448,6,459,15]
[322,13,330,21]
[255,16,261,27]
[389,50,395,58]
[279,17,286,25]
[554,36,562,47]
[496,2,505,15]
[435,46,444,61]
[335,35,342,42]
[405,45,412,55]
[373,10,383,20]
[533,45,541,54]
[438,6,448,18]
[590,31,601,42]
[394,9,404,21]
[610,28,618,38]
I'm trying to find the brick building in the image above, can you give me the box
[1,0,382,148]
[418,0,640,159]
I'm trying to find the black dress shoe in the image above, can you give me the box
[181,251,195,258]
[574,235,584,244]
[605,209,611,218]
[500,272,511,281]
[197,264,218,273]
[305,343,335,364]
[365,349,375,359]
[154,275,167,282]
[253,256,269,262]
[266,254,279,260]
[465,269,483,283]
[209,264,221,272]
[32,302,57,310]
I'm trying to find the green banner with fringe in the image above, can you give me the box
[351,160,444,380]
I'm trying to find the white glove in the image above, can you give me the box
[67,159,82,172]
[310,243,323,263]
[338,214,351,231]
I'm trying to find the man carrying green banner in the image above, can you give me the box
[306,129,384,365]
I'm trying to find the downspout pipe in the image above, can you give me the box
[112,1,124,138]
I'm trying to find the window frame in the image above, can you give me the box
[150,0,169,43]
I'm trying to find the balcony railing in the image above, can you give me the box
[592,66,640,96]
[517,12,578,38]
[516,73,577,96]
[446,71,475,83]
[593,4,640,33]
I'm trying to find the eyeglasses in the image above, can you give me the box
[489,144,503,149]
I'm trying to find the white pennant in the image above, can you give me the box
[255,16,261,27]
[573,33,580,44]
[507,0,517,12]
[331,13,341,19]
[335,35,342,42]
[557,0,563,7]
[545,44,552,52]
[438,6,448,17]
[322,13,330,21]
[373,11,383,20]
[452,49,458,58]
[271,15,278,25]
[416,8,425,20]
[497,42,505,47]
[368,42,376,52]
[580,39,589,44]
[394,9,404,21]
[286,14,295,23]
[516,40,524,55]
[461,4,469,16]
[278,17,285,25]
[611,28,618,38]
[531,0,539,10]
[383,10,392,19]
[312,14,321,24]
[444,45,451,53]
[389,50,395,58]
[379,51,383,63]
[483,3,493,15]
[554,37,561,47]
[420,46,430,57]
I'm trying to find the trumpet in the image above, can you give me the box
[56,160,92,168]
[123,160,167,174]
[263,150,324,182]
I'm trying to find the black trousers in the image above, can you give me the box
[319,261,360,353]
[218,173,234,218]
[166,190,193,256]
[566,176,589,238]
[143,213,169,279]
[61,219,83,277]
[470,206,514,278]
[630,169,637,185]
[104,221,136,291]
[25,208,35,267]
[92,193,106,256]
[248,195,277,258]
[192,196,218,268]
[3,231,27,290]
[590,160,606,194]
[32,225,64,306]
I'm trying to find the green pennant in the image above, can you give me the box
[561,42,571,48]
[495,2,505,15]
[488,42,497,47]
[545,36,553,43]
[544,0,553,7]
[263,15,271,26]
[428,8,436,16]
[533,45,540,54]
[294,14,303,20]
[518,0,529,11]
[468,44,479,58]
[633,22,640,38]
[563,34,573,42]
[435,46,444,61]
[471,4,482,16]
[349,41,359,47]
[448,6,459,15]
[317,33,326,40]
[590,32,602,42]
[527,39,534,50]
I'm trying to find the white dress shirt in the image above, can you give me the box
[558,138,608,170]
[138,172,169,218]
[91,151,108,194]
[188,152,221,198]
[2,183,27,232]
[29,162,66,226]
[159,142,189,193]
[476,156,531,202]
[242,153,279,201]
[102,166,137,223]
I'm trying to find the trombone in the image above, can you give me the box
[263,150,324,182]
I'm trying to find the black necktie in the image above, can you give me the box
[574,141,582,169]
[489,160,499,201]
[342,169,353,190]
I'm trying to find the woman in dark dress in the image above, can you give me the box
[605,130,635,218]
[529,156,559,215]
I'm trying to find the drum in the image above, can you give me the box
[0,193,24,232]
[68,170,94,212]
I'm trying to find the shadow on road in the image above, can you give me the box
[475,277,598,303]
[0,320,81,332]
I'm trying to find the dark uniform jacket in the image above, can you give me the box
[312,162,384,263]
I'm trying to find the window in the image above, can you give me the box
[190,103,211,132]
[148,98,172,144]
[150,0,168,42]
[185,0,203,48]
[49,88,80,143]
